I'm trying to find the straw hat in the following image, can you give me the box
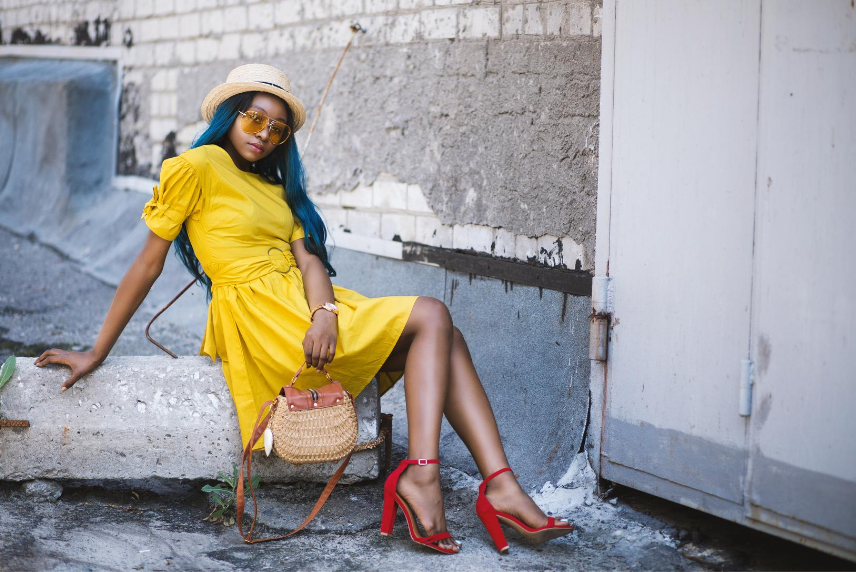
[200,63,306,131]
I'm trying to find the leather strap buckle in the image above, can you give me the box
[417,459,428,466]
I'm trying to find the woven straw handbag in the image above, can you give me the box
[268,362,358,464]
[236,361,387,544]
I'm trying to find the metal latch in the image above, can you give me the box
[739,359,754,416]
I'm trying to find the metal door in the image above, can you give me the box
[598,0,761,515]
[594,0,856,560]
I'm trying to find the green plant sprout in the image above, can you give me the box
[0,355,15,392]
[202,462,260,526]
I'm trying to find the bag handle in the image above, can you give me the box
[235,393,354,544]
[287,360,335,388]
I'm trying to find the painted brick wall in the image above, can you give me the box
[0,0,601,270]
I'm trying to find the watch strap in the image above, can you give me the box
[310,303,339,322]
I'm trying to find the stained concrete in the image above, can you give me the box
[0,449,849,572]
[0,58,117,208]
[175,38,601,267]
[0,358,381,484]
[118,79,154,178]
[441,270,590,488]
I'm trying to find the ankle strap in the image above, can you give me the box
[480,467,513,492]
[403,458,439,466]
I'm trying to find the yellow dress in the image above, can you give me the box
[140,144,418,451]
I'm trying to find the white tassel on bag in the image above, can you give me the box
[263,427,273,457]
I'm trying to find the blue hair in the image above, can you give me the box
[171,91,335,304]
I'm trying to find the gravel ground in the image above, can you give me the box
[0,225,851,571]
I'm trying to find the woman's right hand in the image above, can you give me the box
[34,348,105,392]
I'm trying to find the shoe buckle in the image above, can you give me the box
[417,459,428,466]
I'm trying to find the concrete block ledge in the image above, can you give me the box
[0,357,381,485]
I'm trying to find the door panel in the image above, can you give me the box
[747,0,856,540]
[602,0,760,501]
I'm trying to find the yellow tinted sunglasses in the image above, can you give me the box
[237,109,292,145]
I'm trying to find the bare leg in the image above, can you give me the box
[380,299,566,537]
[443,326,568,527]
[380,296,459,552]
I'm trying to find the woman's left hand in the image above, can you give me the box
[303,311,338,371]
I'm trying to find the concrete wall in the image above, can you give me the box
[0,58,117,212]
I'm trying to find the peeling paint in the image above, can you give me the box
[317,171,588,267]
[9,28,56,45]
[73,17,111,47]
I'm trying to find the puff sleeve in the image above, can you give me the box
[289,215,305,242]
[140,156,203,241]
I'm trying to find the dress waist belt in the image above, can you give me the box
[208,247,296,287]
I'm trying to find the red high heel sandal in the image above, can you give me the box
[476,467,575,554]
[379,458,459,555]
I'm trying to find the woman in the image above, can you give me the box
[34,64,573,554]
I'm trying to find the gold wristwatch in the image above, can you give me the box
[310,302,339,322]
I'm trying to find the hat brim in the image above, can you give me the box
[201,81,306,132]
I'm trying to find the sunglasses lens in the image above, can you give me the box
[239,110,266,134]
[269,122,291,145]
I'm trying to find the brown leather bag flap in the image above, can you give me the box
[283,382,347,411]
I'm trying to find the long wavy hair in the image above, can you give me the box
[171,91,335,303]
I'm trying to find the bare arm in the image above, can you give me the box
[35,230,173,391]
[291,237,338,371]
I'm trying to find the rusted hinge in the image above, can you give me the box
[590,312,611,362]
[589,276,613,362]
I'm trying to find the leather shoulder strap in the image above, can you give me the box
[146,278,197,358]
[235,399,353,544]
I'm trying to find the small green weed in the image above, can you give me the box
[0,355,15,391]
[202,463,260,526]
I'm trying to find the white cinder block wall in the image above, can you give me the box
[0,0,600,269]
